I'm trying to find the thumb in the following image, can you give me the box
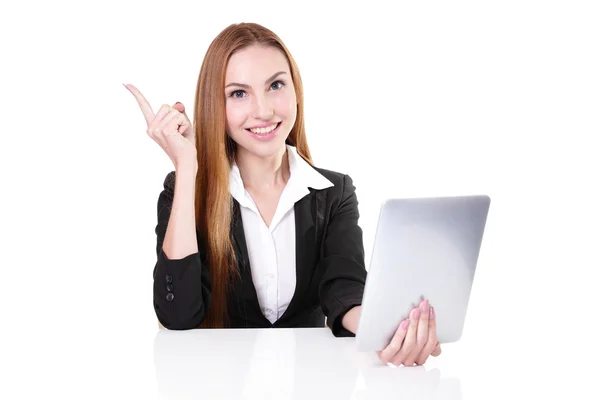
[172,102,185,113]
[172,102,194,138]
[173,102,192,125]
[432,342,442,357]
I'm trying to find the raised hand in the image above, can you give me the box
[124,84,197,170]
[377,299,442,367]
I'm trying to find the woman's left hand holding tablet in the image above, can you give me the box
[377,299,442,367]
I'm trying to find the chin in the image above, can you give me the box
[245,141,287,159]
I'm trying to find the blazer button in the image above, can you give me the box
[166,284,173,292]
[166,293,174,302]
[166,274,173,284]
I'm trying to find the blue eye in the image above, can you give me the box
[270,80,285,91]
[230,90,245,99]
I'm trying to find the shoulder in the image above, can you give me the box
[310,165,358,201]
[162,171,177,191]
[311,166,345,186]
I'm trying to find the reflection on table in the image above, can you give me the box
[153,327,462,399]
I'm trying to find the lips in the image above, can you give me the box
[245,121,282,141]
[246,122,281,135]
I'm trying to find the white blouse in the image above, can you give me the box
[229,145,333,323]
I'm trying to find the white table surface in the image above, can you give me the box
[4,325,597,399]
[152,327,461,400]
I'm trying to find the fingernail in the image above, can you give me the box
[122,83,128,88]
[430,306,435,320]
[387,362,398,368]
[420,299,429,313]
[412,308,421,319]
[400,319,409,330]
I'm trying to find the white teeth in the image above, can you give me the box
[249,123,278,134]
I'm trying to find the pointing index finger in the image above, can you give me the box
[124,83,155,125]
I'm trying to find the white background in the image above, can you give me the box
[1,0,598,398]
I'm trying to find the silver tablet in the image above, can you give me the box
[355,195,491,352]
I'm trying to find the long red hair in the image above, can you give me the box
[193,23,313,328]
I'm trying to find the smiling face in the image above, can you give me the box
[224,44,297,160]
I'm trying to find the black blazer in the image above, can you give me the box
[152,166,368,337]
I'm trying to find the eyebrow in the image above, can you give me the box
[225,71,288,89]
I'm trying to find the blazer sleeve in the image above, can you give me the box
[318,174,368,337]
[153,171,211,330]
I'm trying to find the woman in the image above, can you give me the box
[125,22,441,366]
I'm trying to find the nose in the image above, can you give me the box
[252,93,274,120]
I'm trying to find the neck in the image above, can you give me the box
[235,145,290,191]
